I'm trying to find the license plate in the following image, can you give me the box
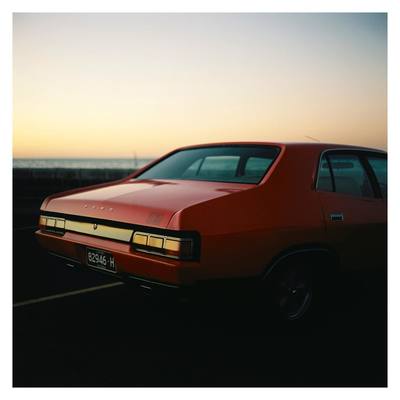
[86,248,116,272]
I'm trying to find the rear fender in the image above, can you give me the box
[262,245,339,282]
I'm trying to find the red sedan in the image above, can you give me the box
[36,142,387,320]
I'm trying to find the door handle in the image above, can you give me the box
[330,213,344,222]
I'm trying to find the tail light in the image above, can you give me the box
[132,231,196,260]
[39,215,65,235]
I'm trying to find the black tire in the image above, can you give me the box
[262,253,335,324]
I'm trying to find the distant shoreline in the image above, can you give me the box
[13,158,154,169]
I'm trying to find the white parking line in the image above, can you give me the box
[13,281,124,308]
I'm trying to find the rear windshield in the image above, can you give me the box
[135,146,280,184]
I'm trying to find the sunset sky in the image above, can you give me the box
[13,13,387,158]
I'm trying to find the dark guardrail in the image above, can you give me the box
[13,167,134,182]
[13,168,136,227]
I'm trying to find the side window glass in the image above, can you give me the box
[316,155,333,192]
[182,158,203,178]
[329,154,374,198]
[243,157,274,181]
[197,156,240,180]
[367,156,387,198]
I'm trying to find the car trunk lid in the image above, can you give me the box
[44,179,254,228]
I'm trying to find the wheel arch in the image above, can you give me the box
[262,244,340,281]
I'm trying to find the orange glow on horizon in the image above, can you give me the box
[13,13,387,158]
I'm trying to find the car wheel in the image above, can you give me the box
[273,263,312,321]
[263,259,316,322]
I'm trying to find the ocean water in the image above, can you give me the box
[13,158,154,169]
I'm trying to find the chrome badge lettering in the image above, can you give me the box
[84,204,114,212]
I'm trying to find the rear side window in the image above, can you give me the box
[194,156,240,180]
[316,155,334,192]
[244,157,275,181]
[367,156,387,198]
[328,154,374,198]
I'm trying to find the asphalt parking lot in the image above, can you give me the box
[13,224,387,387]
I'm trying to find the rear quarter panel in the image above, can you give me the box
[168,145,327,281]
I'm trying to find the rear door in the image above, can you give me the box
[316,150,387,272]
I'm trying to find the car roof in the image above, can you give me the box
[174,141,386,154]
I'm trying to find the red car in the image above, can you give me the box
[36,142,387,320]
